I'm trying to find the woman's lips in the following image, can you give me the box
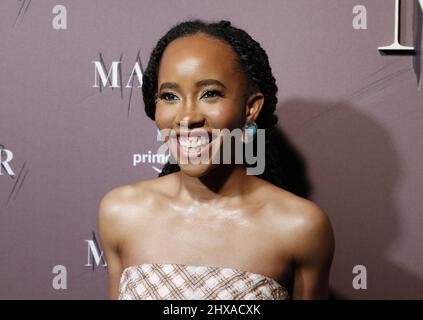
[164,129,223,164]
[176,135,214,159]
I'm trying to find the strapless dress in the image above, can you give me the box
[118,262,290,300]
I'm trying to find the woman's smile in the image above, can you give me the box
[169,129,223,164]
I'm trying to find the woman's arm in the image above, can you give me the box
[291,202,335,299]
[98,190,125,300]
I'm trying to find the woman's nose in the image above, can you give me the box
[176,114,205,130]
[176,99,205,129]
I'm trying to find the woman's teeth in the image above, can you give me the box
[179,136,210,148]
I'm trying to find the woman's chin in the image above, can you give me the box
[178,161,217,177]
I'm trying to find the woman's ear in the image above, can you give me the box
[245,91,265,123]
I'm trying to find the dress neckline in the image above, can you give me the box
[121,262,287,290]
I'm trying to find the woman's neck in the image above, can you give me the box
[176,164,252,205]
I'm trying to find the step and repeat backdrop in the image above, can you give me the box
[0,0,422,299]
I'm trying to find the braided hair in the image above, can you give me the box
[142,19,298,193]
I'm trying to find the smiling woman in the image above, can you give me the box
[98,19,334,300]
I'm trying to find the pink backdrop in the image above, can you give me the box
[0,0,422,299]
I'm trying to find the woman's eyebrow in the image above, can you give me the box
[158,79,227,91]
[195,79,227,89]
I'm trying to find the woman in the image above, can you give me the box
[98,19,335,300]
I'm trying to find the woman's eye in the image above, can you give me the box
[158,90,222,102]
[159,92,179,101]
[201,90,222,99]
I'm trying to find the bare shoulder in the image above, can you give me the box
[254,179,335,262]
[98,175,177,262]
[98,175,175,234]
[97,176,173,299]
[285,196,334,260]
[98,182,145,220]
[98,174,174,219]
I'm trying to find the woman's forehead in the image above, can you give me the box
[158,34,242,81]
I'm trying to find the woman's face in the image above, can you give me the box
[155,33,263,177]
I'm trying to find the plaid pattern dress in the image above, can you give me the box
[118,263,290,300]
